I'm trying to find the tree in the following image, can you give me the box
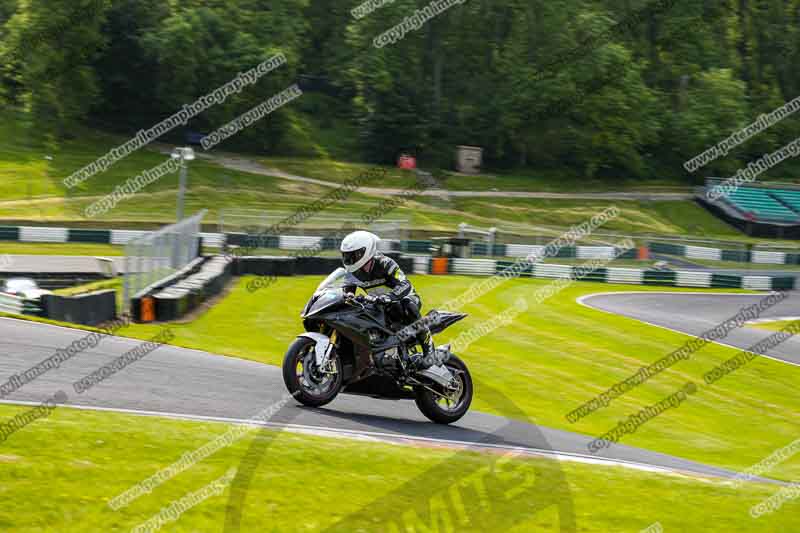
[1,0,110,136]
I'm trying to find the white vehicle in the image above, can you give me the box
[1,278,52,300]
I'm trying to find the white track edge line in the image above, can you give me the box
[0,398,742,481]
[576,292,800,368]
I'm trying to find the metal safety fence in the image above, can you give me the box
[123,211,206,311]
[218,208,410,249]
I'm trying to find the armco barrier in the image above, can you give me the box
[229,254,790,298]
[450,258,495,276]
[722,249,751,262]
[772,276,797,290]
[0,224,228,250]
[68,229,111,243]
[20,226,68,243]
[711,273,743,288]
[295,257,342,276]
[412,255,430,274]
[685,245,722,261]
[434,257,795,291]
[488,244,631,260]
[650,241,800,266]
[0,292,41,315]
[110,229,148,245]
[40,290,117,326]
[742,276,773,291]
[235,253,413,278]
[235,256,296,277]
[607,267,644,284]
[676,271,713,287]
[1,222,797,267]
[581,267,608,283]
[0,226,20,240]
[495,260,533,276]
[644,270,677,285]
[227,232,280,250]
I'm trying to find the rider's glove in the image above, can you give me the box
[376,294,394,306]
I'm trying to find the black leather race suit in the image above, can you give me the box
[344,254,434,362]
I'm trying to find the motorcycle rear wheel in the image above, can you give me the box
[283,337,342,407]
[414,355,473,424]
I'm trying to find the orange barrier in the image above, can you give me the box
[637,246,650,260]
[140,297,155,322]
[431,257,449,275]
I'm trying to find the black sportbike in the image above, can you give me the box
[282,268,473,424]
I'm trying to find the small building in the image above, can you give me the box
[456,145,483,174]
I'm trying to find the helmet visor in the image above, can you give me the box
[342,247,366,267]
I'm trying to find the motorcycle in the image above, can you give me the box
[282,268,473,424]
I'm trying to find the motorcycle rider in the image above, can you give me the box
[340,230,435,368]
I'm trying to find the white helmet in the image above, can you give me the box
[340,231,379,273]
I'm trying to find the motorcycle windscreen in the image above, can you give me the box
[314,268,360,293]
[305,289,345,316]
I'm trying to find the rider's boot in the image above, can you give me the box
[412,330,436,370]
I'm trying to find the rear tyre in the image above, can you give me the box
[283,337,342,408]
[414,355,473,424]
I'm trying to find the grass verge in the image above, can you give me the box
[262,156,692,193]
[0,404,795,532]
[2,111,790,243]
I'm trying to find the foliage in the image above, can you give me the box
[2,0,800,182]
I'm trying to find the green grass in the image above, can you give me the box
[0,403,796,532]
[0,242,124,256]
[80,274,800,484]
[0,110,359,225]
[419,197,746,240]
[262,156,692,193]
[262,156,422,188]
[3,110,796,245]
[258,158,772,242]
[0,112,284,203]
[442,167,691,193]
[53,277,123,297]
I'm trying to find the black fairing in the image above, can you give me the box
[303,290,345,317]
[299,277,468,397]
[424,311,468,335]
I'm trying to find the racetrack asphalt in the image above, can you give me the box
[1,255,134,274]
[581,291,800,367]
[0,316,787,484]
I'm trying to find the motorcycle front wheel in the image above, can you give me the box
[414,355,473,424]
[282,337,342,407]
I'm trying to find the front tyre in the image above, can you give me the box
[283,337,342,408]
[415,355,473,424]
